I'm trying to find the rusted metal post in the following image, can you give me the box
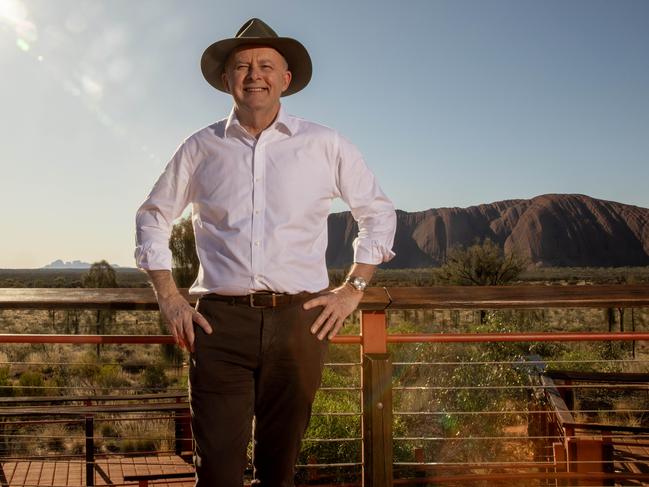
[567,438,612,486]
[360,310,393,487]
[308,455,319,482]
[85,416,94,486]
[174,397,192,456]
[414,447,426,483]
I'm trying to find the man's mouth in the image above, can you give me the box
[244,87,267,93]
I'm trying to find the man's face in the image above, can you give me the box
[221,45,292,113]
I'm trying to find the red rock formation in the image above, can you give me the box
[326,194,649,268]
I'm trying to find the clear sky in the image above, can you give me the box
[1,0,648,268]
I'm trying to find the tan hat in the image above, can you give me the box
[201,18,312,96]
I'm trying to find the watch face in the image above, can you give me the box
[351,277,367,291]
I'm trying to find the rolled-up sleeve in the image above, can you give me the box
[134,139,195,271]
[334,133,397,265]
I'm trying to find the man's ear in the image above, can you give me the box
[221,71,230,93]
[282,70,292,93]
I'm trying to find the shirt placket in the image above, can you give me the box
[250,135,266,289]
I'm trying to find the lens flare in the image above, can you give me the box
[0,0,28,25]
[15,37,28,51]
[1,0,38,45]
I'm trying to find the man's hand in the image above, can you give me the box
[144,270,212,352]
[303,284,363,341]
[158,292,213,352]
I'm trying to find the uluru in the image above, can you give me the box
[325,194,649,268]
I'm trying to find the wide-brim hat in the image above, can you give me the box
[201,18,312,97]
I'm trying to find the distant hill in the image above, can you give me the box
[43,260,121,269]
[326,194,649,268]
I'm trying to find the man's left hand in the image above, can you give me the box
[303,284,363,340]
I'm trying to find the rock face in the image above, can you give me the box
[326,194,649,268]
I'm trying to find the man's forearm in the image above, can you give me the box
[345,263,377,285]
[347,262,376,285]
[145,270,181,300]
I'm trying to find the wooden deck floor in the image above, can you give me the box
[1,445,647,486]
[616,439,649,477]
[0,454,195,486]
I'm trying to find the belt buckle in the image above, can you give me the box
[249,292,277,308]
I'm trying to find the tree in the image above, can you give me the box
[82,260,118,357]
[82,260,117,288]
[169,215,199,288]
[161,215,199,366]
[438,238,527,286]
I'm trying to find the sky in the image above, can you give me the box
[1,0,648,268]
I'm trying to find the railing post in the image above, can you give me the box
[85,416,94,486]
[174,397,193,456]
[360,310,393,487]
[567,437,612,486]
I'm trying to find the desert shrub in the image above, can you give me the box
[301,368,361,465]
[120,438,157,453]
[112,416,173,453]
[97,365,129,394]
[438,238,527,286]
[18,370,45,396]
[43,423,67,451]
[143,363,170,393]
[299,356,410,483]
[0,366,13,397]
[100,422,119,438]
[389,313,532,465]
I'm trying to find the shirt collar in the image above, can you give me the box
[224,104,296,138]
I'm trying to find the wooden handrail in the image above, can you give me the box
[0,391,186,405]
[547,370,649,383]
[0,401,189,417]
[2,284,649,310]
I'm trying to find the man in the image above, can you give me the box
[134,18,396,487]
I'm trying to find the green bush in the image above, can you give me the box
[120,438,157,453]
[18,370,45,396]
[143,363,170,393]
[0,366,13,397]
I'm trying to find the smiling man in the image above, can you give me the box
[134,18,396,487]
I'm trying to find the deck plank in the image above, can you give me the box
[0,455,194,487]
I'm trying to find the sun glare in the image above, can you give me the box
[0,0,27,25]
[0,0,37,46]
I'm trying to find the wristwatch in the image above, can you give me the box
[344,275,368,292]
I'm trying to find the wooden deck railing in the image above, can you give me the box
[1,285,649,486]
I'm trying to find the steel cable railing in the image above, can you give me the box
[1,286,649,487]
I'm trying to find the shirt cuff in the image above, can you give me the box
[134,242,173,271]
[352,238,396,265]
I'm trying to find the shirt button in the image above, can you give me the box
[255,241,260,246]
[255,177,261,182]
[255,210,260,214]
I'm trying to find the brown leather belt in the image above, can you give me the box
[200,291,317,308]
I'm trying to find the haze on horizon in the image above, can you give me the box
[1,0,648,269]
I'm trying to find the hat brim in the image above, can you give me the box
[201,37,312,97]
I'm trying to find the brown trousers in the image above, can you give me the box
[189,292,328,487]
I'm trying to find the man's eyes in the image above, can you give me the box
[235,64,273,70]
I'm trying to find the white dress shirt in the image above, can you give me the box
[134,106,396,295]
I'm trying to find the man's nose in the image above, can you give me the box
[245,65,262,80]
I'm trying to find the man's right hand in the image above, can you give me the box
[144,270,213,352]
[158,292,213,352]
